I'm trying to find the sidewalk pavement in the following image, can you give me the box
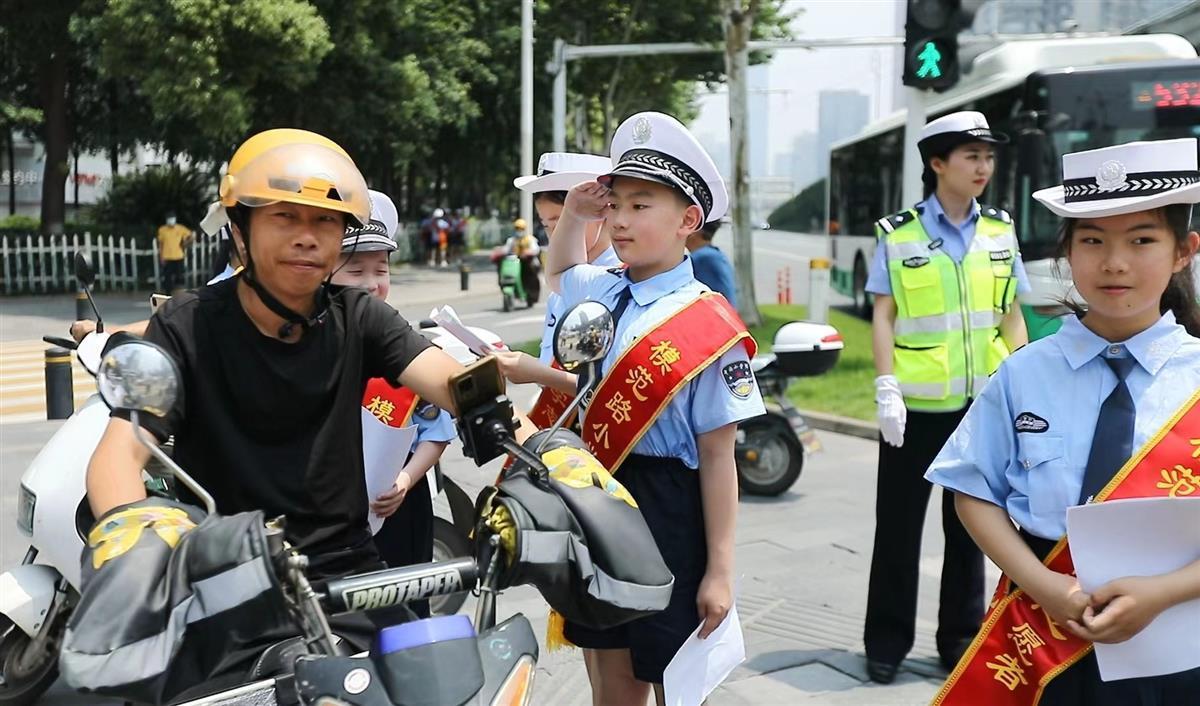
[0,255,499,343]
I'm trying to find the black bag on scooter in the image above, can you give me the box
[482,429,674,630]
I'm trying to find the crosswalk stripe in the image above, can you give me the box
[0,338,97,424]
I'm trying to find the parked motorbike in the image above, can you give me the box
[0,252,126,706]
[74,299,658,706]
[735,320,843,496]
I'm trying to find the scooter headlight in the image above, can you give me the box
[17,484,35,536]
[489,654,535,706]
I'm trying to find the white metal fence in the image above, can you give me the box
[0,232,222,294]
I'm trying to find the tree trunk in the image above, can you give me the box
[723,0,761,326]
[38,47,70,235]
[6,128,15,216]
[108,81,119,177]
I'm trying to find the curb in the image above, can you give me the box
[798,408,878,441]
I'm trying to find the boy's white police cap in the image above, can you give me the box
[343,189,399,253]
[601,112,728,223]
[1033,138,1200,218]
[514,152,612,193]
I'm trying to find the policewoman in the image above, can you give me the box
[546,112,765,705]
[333,190,456,618]
[863,111,1031,683]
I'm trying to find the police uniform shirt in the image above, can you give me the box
[559,257,766,469]
[540,245,621,364]
[925,312,1200,539]
[865,194,1032,296]
[411,400,456,444]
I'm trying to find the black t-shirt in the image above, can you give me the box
[118,277,432,576]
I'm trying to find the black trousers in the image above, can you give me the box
[161,259,184,293]
[864,406,984,664]
[373,475,434,618]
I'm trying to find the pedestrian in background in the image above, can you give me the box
[157,211,192,293]
[928,137,1200,705]
[685,219,737,307]
[863,111,1030,683]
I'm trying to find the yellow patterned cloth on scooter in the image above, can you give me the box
[541,446,637,509]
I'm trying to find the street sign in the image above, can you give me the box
[903,0,961,92]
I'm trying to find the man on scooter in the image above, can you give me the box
[77,129,536,686]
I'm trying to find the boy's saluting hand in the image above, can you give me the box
[564,181,611,221]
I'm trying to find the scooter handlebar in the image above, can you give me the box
[323,557,479,615]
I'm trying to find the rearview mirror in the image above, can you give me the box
[97,340,180,417]
[553,301,615,373]
[74,251,96,287]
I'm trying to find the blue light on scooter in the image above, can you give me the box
[375,614,476,655]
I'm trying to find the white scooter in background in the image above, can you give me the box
[0,253,120,705]
[735,320,843,496]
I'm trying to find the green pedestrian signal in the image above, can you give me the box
[903,0,961,92]
[915,42,942,79]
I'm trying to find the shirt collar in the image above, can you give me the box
[1055,311,1185,374]
[624,256,694,306]
[923,194,980,227]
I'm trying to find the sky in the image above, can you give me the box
[690,0,906,192]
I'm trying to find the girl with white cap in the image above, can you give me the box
[926,137,1200,705]
[334,189,456,618]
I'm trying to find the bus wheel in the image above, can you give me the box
[853,256,872,319]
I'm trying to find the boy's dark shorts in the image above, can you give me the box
[563,454,707,684]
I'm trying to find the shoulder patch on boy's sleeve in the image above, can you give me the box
[722,360,755,400]
[416,400,440,420]
[980,205,1012,224]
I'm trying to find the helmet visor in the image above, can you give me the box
[220,143,371,226]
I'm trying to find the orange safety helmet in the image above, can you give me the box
[219,129,371,227]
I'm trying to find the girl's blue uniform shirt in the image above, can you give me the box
[412,402,456,445]
[926,312,1200,540]
[540,246,621,364]
[559,257,766,470]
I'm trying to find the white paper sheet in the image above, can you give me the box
[663,605,745,706]
[429,305,495,358]
[360,408,417,535]
[1066,497,1200,682]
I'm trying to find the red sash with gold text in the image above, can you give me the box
[529,360,576,430]
[934,390,1200,706]
[362,377,420,429]
[582,293,756,471]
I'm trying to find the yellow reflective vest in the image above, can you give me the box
[876,205,1019,412]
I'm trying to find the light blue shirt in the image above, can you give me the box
[559,257,766,469]
[926,312,1200,540]
[207,264,236,286]
[540,246,621,364]
[412,402,456,445]
[865,195,1031,296]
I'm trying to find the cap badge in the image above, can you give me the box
[1095,160,1127,192]
[632,117,652,145]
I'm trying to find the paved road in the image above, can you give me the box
[4,234,973,705]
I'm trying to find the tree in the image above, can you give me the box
[768,178,826,233]
[76,0,334,165]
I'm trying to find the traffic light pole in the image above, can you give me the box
[903,87,928,207]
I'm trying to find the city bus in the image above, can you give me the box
[826,33,1199,339]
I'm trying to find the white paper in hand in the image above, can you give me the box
[360,408,417,535]
[429,305,494,358]
[1066,497,1200,682]
[663,605,745,706]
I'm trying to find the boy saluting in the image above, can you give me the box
[546,112,765,705]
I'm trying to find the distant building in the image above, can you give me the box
[973,0,1188,33]
[1,134,167,221]
[816,90,870,180]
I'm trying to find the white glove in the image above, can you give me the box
[875,375,907,447]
